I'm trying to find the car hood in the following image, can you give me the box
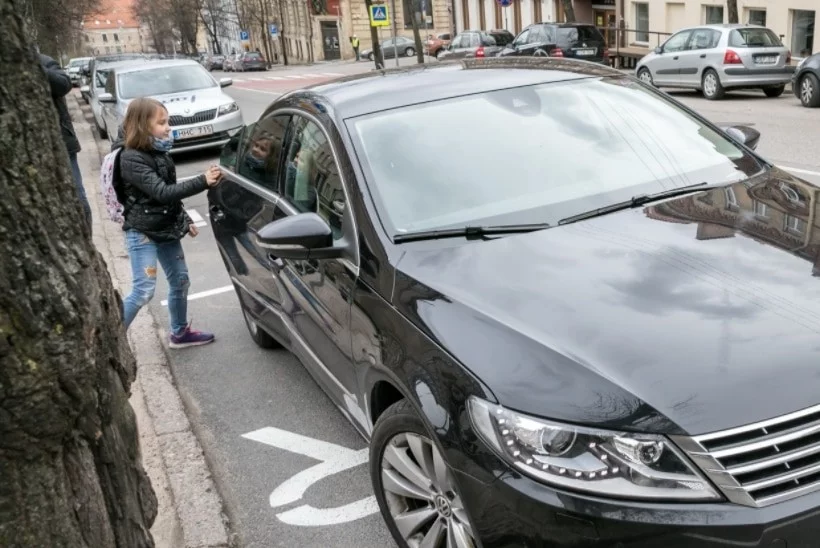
[151,86,231,114]
[392,171,820,436]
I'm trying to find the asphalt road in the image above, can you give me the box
[139,61,820,547]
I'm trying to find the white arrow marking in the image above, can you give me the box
[242,426,380,526]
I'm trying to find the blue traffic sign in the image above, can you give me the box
[496,0,511,6]
[269,24,279,37]
[369,4,390,26]
[239,30,250,41]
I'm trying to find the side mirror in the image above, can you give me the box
[723,125,761,150]
[654,47,663,54]
[80,85,90,94]
[219,78,233,88]
[98,92,116,103]
[255,213,342,260]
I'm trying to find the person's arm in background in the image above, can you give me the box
[40,54,72,98]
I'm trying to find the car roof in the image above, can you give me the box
[112,59,202,74]
[681,23,768,31]
[96,59,152,70]
[304,57,622,119]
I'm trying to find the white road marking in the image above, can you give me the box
[284,74,307,79]
[248,77,265,81]
[231,86,284,96]
[243,426,379,526]
[778,165,820,178]
[320,72,344,76]
[185,208,208,227]
[266,76,286,80]
[160,284,233,306]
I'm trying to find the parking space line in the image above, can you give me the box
[779,165,820,177]
[160,284,234,306]
[186,208,208,227]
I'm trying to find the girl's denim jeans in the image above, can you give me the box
[123,229,189,335]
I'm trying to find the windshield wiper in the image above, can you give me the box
[393,223,551,244]
[558,183,719,226]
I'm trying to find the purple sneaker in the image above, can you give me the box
[169,323,215,348]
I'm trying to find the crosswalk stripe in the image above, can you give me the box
[266,76,286,80]
[320,72,344,76]
[284,75,307,79]
[248,78,265,81]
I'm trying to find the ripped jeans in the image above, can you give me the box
[123,229,190,335]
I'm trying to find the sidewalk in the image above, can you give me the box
[69,93,233,548]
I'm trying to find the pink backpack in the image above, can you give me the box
[99,149,125,224]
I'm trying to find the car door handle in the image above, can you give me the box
[673,56,679,60]
[700,54,706,58]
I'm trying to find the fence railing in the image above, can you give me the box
[595,27,673,67]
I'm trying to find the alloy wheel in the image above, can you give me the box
[703,72,717,97]
[380,432,475,548]
[638,69,652,84]
[802,77,814,105]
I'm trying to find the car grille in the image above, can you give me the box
[169,109,216,127]
[673,403,820,507]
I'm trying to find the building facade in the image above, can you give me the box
[455,0,819,57]
[81,0,153,55]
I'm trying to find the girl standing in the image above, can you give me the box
[116,97,222,348]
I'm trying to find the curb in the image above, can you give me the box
[69,93,233,548]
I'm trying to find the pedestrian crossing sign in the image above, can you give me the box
[369,4,390,27]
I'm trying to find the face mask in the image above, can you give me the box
[245,155,265,170]
[152,135,173,152]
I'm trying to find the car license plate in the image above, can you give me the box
[173,125,214,140]
[757,56,777,64]
[576,48,595,56]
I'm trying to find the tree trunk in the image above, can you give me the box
[277,0,289,65]
[410,0,424,64]
[560,0,575,23]
[0,1,157,546]
[727,0,738,24]
[364,0,384,68]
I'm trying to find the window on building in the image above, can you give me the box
[724,186,738,209]
[102,33,108,42]
[747,8,766,26]
[704,5,724,24]
[753,200,768,218]
[114,33,119,42]
[785,215,805,235]
[634,3,649,43]
[116,46,122,53]
[85,35,90,42]
[791,10,816,57]
[404,0,434,30]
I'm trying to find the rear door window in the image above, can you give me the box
[490,32,513,46]
[729,28,783,47]
[558,26,604,46]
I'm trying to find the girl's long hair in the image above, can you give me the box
[124,97,167,151]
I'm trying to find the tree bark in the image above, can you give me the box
[410,0,424,64]
[727,0,738,24]
[560,0,575,23]
[0,1,157,546]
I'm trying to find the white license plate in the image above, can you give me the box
[575,48,595,56]
[756,56,777,64]
[173,125,214,140]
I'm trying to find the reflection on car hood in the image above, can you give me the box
[393,169,820,436]
[151,86,231,114]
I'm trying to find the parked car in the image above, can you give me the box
[206,56,820,547]
[82,58,152,139]
[792,51,820,107]
[499,23,607,63]
[223,53,242,72]
[636,24,794,100]
[437,30,510,60]
[66,57,92,86]
[235,51,267,71]
[98,59,242,153]
[204,54,226,71]
[424,32,452,58]
[80,53,152,104]
[361,36,417,61]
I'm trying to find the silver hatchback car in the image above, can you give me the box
[636,24,794,100]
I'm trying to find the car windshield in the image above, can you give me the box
[118,65,217,99]
[348,77,762,234]
[69,59,86,67]
[729,28,783,47]
[245,52,262,59]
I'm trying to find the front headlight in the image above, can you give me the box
[218,102,239,116]
[468,397,720,501]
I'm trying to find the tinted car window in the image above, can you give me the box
[557,26,604,45]
[468,33,481,48]
[528,26,550,43]
[513,28,531,46]
[489,31,513,46]
[245,52,263,59]
[283,118,345,239]
[349,78,760,234]
[236,114,290,190]
[729,28,783,47]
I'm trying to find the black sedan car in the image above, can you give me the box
[209,57,820,547]
[793,52,820,107]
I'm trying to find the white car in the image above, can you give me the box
[66,56,92,86]
[98,59,243,153]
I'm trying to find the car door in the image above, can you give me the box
[451,32,479,59]
[650,29,693,86]
[101,73,119,137]
[678,28,720,87]
[209,113,293,343]
[382,38,396,59]
[91,68,109,127]
[275,113,360,402]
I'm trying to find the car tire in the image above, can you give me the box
[637,67,654,86]
[702,68,725,100]
[405,47,415,57]
[435,49,444,59]
[763,84,786,98]
[799,73,820,108]
[234,286,282,349]
[371,399,478,548]
[98,119,108,140]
